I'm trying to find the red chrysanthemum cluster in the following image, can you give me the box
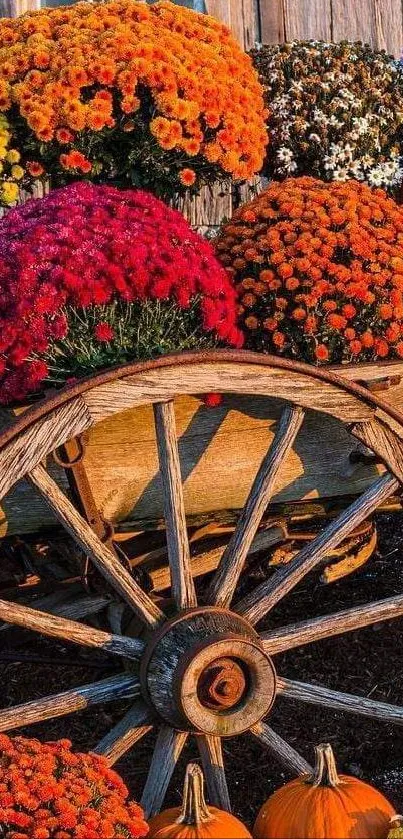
[0,181,242,403]
[0,734,148,838]
[215,176,403,364]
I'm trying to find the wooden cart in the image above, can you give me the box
[1,348,403,815]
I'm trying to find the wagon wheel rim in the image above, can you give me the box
[1,349,403,817]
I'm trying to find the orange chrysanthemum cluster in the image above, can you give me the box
[0,0,267,197]
[215,177,403,364]
[0,734,149,839]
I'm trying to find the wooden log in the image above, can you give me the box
[262,593,403,655]
[277,677,403,724]
[197,734,231,811]
[250,721,312,775]
[141,727,188,818]
[0,597,144,659]
[0,674,139,732]
[28,463,164,629]
[153,401,196,610]
[236,472,399,625]
[94,702,153,765]
[209,405,304,607]
[352,418,403,482]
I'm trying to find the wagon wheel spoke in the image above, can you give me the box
[94,701,154,765]
[262,593,403,654]
[250,721,312,775]
[209,405,304,607]
[235,472,398,625]
[0,674,139,733]
[197,734,231,811]
[0,597,144,660]
[29,463,164,629]
[154,401,196,610]
[277,677,403,724]
[141,726,188,818]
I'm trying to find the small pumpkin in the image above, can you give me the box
[389,815,403,838]
[148,762,251,838]
[253,743,395,839]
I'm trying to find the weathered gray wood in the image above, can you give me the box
[141,726,188,818]
[94,702,153,765]
[0,0,40,14]
[236,472,399,625]
[84,363,376,426]
[262,593,403,655]
[148,524,285,592]
[0,597,144,659]
[0,674,139,732]
[283,0,332,39]
[209,405,304,607]
[197,735,231,811]
[0,398,91,503]
[154,401,196,610]
[352,418,403,482]
[259,0,285,43]
[250,721,312,775]
[205,0,257,49]
[277,677,403,724]
[28,464,164,629]
[331,0,402,57]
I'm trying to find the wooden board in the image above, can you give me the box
[258,0,403,57]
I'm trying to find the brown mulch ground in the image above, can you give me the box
[1,512,403,829]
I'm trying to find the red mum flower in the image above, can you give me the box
[94,322,115,343]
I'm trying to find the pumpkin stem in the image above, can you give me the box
[177,763,212,826]
[308,743,342,788]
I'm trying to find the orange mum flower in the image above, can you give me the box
[0,735,148,838]
[0,0,267,199]
[215,176,403,364]
[178,167,196,187]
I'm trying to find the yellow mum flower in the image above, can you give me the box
[1,181,19,204]
[11,164,24,180]
[6,149,21,164]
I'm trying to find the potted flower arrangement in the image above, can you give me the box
[0,0,267,204]
[251,40,403,192]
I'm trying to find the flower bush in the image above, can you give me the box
[215,176,403,364]
[0,181,242,404]
[0,0,267,200]
[0,734,148,838]
[0,113,29,206]
[251,40,403,191]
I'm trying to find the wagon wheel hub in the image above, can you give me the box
[140,607,277,735]
[198,657,246,709]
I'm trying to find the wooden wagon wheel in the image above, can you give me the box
[1,349,403,817]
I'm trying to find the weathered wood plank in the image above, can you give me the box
[250,721,312,775]
[352,418,403,483]
[205,0,257,49]
[0,0,40,15]
[197,735,231,811]
[84,363,375,425]
[331,0,402,56]
[259,0,285,43]
[141,727,188,818]
[28,464,164,629]
[262,593,403,654]
[94,702,153,765]
[154,401,196,610]
[277,676,403,723]
[0,397,92,503]
[0,597,144,659]
[236,472,399,624]
[283,0,332,40]
[209,405,304,607]
[0,674,139,732]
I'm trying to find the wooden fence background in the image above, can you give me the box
[2,1,403,56]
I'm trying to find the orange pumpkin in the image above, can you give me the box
[148,762,251,838]
[253,743,395,839]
